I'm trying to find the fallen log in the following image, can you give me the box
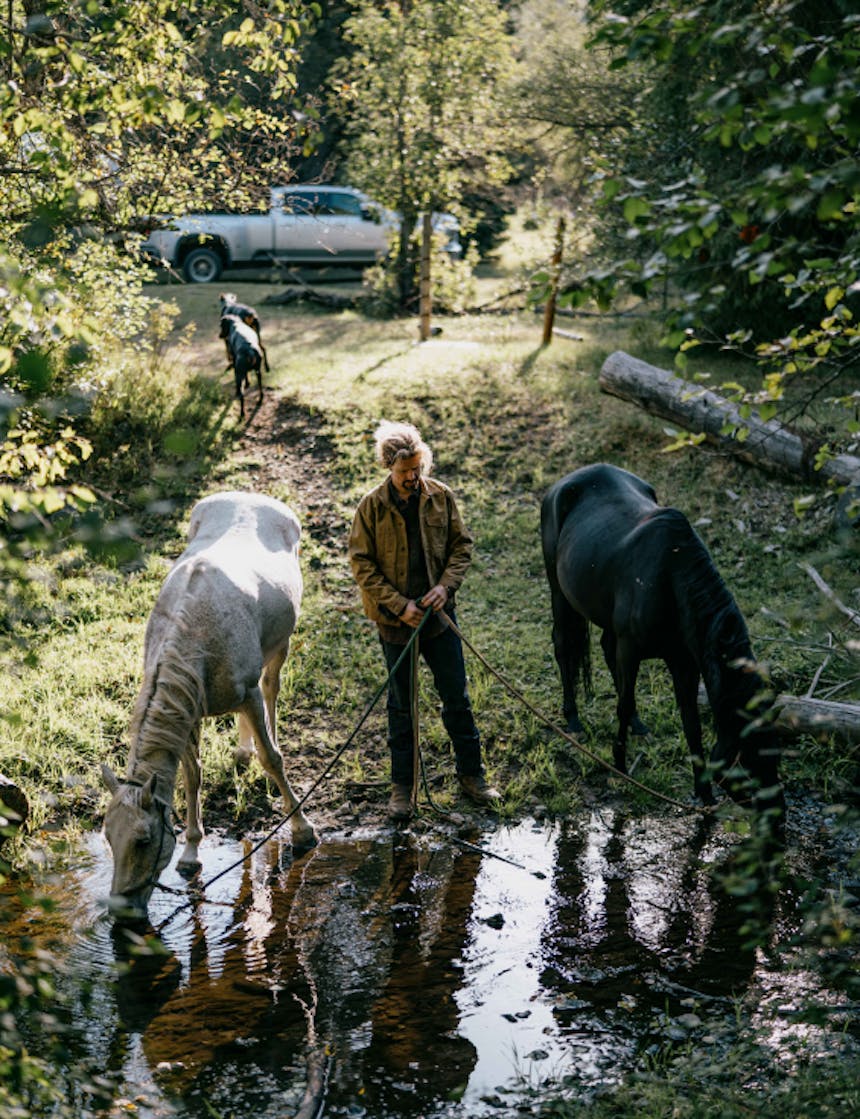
[599,351,860,489]
[696,686,860,745]
[262,287,363,310]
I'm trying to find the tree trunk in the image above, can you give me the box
[599,351,860,487]
[541,215,566,347]
[418,212,432,341]
[262,288,360,310]
[397,214,416,312]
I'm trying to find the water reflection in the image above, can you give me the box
[3,808,856,1117]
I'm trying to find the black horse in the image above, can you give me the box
[541,463,783,814]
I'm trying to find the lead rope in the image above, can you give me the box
[439,609,712,817]
[410,621,421,812]
[156,608,707,933]
[155,610,434,933]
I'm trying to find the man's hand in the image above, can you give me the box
[420,584,448,613]
[400,600,426,627]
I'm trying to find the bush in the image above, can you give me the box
[361,238,479,318]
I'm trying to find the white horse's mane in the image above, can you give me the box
[128,619,207,770]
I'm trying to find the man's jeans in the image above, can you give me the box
[380,614,482,787]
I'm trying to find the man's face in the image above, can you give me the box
[390,452,423,499]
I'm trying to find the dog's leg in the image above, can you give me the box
[235,362,245,417]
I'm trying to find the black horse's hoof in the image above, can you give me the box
[631,715,650,736]
[565,714,584,734]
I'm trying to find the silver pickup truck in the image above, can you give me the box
[142,184,461,283]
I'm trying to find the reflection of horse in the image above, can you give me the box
[101,491,315,921]
[105,833,480,1116]
[541,810,778,1022]
[541,464,782,811]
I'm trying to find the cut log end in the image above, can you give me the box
[0,773,29,835]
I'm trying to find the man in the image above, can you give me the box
[349,420,500,821]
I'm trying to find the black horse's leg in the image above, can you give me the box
[600,628,649,736]
[668,658,712,804]
[549,586,588,733]
[612,640,640,774]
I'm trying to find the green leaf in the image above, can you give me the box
[602,178,622,202]
[817,190,845,221]
[623,196,651,222]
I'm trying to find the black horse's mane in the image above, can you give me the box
[653,508,762,726]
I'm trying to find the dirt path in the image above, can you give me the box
[237,388,344,553]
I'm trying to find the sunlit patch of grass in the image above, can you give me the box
[5,241,859,842]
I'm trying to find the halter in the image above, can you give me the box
[115,777,179,898]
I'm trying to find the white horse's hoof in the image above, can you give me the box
[291,827,317,853]
[177,858,202,879]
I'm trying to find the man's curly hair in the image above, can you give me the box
[373,420,433,474]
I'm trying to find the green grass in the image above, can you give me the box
[2,250,859,842]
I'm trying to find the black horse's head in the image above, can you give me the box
[707,642,785,822]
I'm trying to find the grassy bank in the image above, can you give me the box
[2,257,860,1119]
[2,269,858,840]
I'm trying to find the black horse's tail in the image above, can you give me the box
[575,614,593,700]
[541,478,593,705]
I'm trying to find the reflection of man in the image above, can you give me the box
[349,420,500,820]
[360,835,481,1112]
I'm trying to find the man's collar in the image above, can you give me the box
[388,477,421,510]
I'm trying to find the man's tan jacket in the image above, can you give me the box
[349,476,473,624]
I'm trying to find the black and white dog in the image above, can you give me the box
[220,314,263,418]
[218,292,270,373]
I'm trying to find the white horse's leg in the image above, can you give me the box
[178,722,204,873]
[261,642,288,748]
[235,711,255,768]
[243,669,315,850]
[234,642,286,768]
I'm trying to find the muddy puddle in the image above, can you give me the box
[5,804,859,1117]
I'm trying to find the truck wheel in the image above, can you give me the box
[183,248,223,283]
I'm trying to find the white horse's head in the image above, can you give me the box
[101,764,176,922]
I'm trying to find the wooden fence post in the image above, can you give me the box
[541,214,566,347]
[419,212,433,341]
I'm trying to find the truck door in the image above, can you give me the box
[315,190,387,261]
[272,189,321,260]
[274,189,390,263]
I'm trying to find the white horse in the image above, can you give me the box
[102,491,316,920]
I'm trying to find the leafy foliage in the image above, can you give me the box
[524,0,860,449]
[0,0,314,642]
[330,0,515,306]
[583,0,860,331]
